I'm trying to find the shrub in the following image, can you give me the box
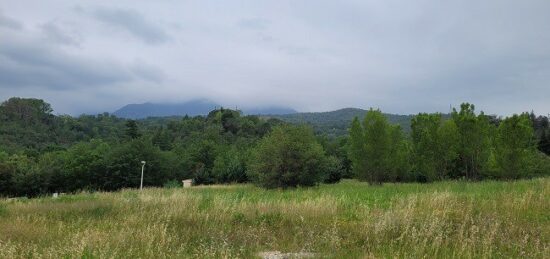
[323,156,344,184]
[348,109,408,184]
[248,125,329,188]
[211,148,247,183]
[163,180,181,189]
[492,114,537,179]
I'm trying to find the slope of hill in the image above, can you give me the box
[269,108,416,137]
[113,100,297,119]
[243,106,297,116]
[113,100,218,119]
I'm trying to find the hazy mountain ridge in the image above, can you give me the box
[113,103,419,136]
[113,100,297,119]
[268,108,417,137]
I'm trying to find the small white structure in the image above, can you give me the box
[182,179,193,188]
[52,193,59,198]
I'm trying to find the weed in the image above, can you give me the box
[0,178,547,258]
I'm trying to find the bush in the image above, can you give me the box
[323,156,344,184]
[493,114,537,179]
[348,109,409,184]
[529,152,550,178]
[163,180,181,189]
[211,148,247,183]
[105,137,180,190]
[248,125,330,188]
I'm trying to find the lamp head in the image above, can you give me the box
[141,161,146,164]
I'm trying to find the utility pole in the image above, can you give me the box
[140,161,146,190]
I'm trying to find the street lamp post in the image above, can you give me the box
[140,161,146,190]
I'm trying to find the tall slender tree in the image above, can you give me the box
[539,130,550,155]
[125,120,140,139]
[411,113,459,181]
[348,117,366,179]
[411,113,441,181]
[451,103,492,179]
[348,109,400,184]
[494,114,536,178]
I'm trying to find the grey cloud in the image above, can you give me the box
[451,58,549,101]
[1,0,550,115]
[278,46,313,58]
[238,18,270,31]
[0,38,132,90]
[131,62,164,83]
[0,12,22,29]
[40,21,81,46]
[92,7,170,45]
[260,34,274,42]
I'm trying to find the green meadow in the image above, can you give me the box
[0,178,548,258]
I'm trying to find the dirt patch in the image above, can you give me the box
[258,251,315,259]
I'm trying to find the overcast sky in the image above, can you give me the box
[1,0,549,115]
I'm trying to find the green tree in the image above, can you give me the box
[182,138,220,184]
[539,130,550,155]
[411,114,459,181]
[125,120,140,139]
[0,97,53,123]
[348,117,366,179]
[348,109,398,184]
[388,125,411,182]
[61,140,111,191]
[411,113,440,181]
[493,114,536,179]
[105,138,178,190]
[248,125,329,188]
[317,135,350,181]
[363,109,392,183]
[451,103,492,179]
[211,147,247,183]
[8,154,46,197]
[0,151,15,196]
[35,151,68,193]
[152,126,172,151]
[436,119,460,177]
[323,155,344,183]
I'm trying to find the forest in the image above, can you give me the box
[269,108,415,137]
[0,97,549,197]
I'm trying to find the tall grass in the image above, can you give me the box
[0,178,548,258]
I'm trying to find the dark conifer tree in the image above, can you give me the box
[125,120,140,139]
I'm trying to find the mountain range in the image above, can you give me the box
[269,108,416,137]
[114,100,419,137]
[113,100,297,119]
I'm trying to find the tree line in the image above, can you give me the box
[0,98,549,197]
[349,103,550,184]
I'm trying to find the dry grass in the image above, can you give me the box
[0,178,548,258]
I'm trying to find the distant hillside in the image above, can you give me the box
[269,108,416,137]
[243,107,297,116]
[113,100,217,119]
[113,100,297,119]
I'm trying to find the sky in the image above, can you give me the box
[0,0,549,116]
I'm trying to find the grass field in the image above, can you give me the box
[0,178,548,258]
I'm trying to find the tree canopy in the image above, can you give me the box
[248,125,334,188]
[0,98,548,197]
